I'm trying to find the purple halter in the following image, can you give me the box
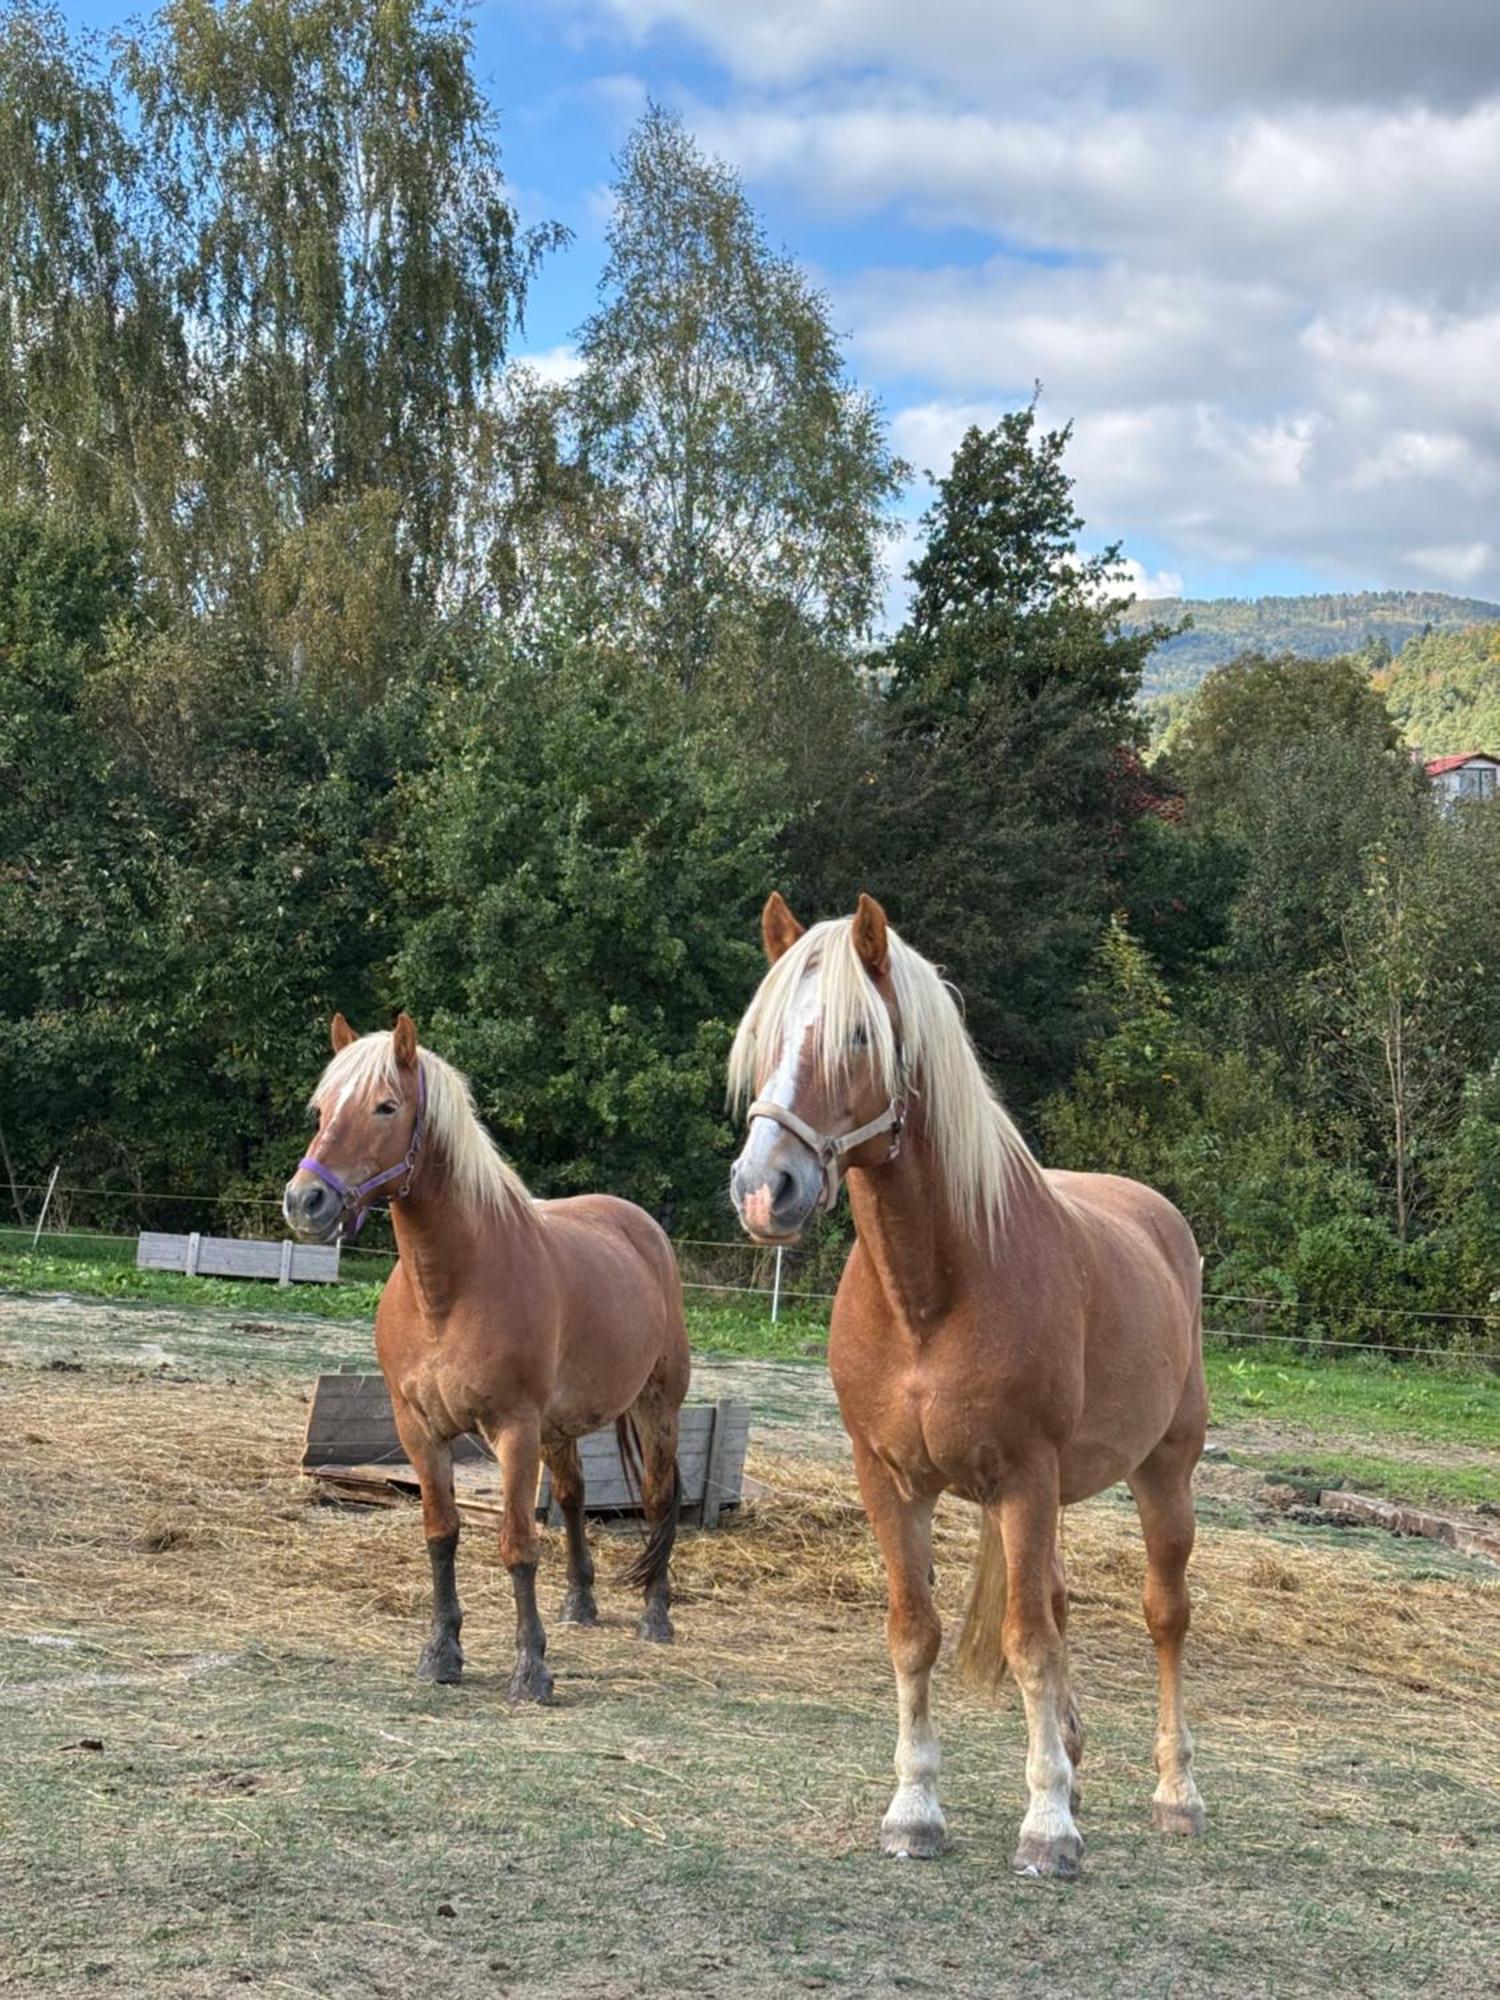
[297,1065,427,1237]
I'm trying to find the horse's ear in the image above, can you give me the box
[762,892,805,963]
[392,1011,418,1068]
[330,1012,358,1052]
[852,892,889,974]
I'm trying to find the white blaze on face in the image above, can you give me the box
[735,966,823,1198]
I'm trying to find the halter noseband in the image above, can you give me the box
[297,1065,427,1237]
[745,1083,906,1212]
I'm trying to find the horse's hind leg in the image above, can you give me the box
[624,1387,680,1644]
[1053,1547,1085,1807]
[390,1394,464,1685]
[493,1420,554,1704]
[1129,1435,1207,1836]
[545,1441,598,1626]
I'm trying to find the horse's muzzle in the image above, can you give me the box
[283,1172,341,1242]
[730,1153,821,1244]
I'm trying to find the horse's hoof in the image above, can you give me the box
[880,1821,948,1860]
[559,1589,599,1627]
[506,1657,555,1704]
[416,1638,464,1685]
[1013,1832,1083,1881]
[1152,1798,1206,1837]
[636,1610,675,1644]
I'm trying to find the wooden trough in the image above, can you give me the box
[138,1230,340,1286]
[301,1372,752,1529]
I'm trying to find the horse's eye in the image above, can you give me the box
[308,1108,320,1130]
[850,1025,869,1050]
[375,1100,399,1116]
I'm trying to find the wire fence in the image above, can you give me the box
[3,1178,1499,1371]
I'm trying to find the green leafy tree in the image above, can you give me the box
[1377,620,1500,757]
[1,0,558,614]
[391,628,780,1221]
[0,6,184,563]
[1306,801,1500,1241]
[574,107,903,690]
[865,406,1162,1104]
[1166,650,1404,824]
[1039,916,1189,1184]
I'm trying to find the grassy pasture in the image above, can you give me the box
[1,1292,1498,1997]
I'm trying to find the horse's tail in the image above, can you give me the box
[614,1412,645,1496]
[615,1414,681,1592]
[954,1513,1009,1693]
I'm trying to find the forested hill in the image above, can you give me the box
[1126,590,1500,698]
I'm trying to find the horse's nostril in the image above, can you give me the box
[770,1170,796,1214]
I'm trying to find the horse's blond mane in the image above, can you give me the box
[727,917,1040,1234]
[312,1032,533,1223]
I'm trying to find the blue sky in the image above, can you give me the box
[62,0,1500,607]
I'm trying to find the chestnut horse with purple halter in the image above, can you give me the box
[284,1012,690,1701]
[729,894,1207,1876]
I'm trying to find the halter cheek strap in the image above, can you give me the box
[297,1066,427,1237]
[745,1091,905,1212]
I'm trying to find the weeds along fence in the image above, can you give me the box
[2,1179,1498,1371]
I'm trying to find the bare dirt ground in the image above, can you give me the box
[1,1299,1498,1998]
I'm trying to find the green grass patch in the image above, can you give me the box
[1204,1344,1500,1449]
[1244,1447,1500,1512]
[0,1243,389,1319]
[0,1237,824,1364]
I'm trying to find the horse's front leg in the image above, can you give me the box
[390,1395,464,1685]
[1000,1461,1083,1879]
[852,1439,947,1859]
[493,1421,554,1704]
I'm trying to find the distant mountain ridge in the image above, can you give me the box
[1124,590,1500,700]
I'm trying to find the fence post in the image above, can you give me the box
[770,1246,783,1324]
[29,1165,60,1252]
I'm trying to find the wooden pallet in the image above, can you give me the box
[138,1230,340,1285]
[301,1372,750,1528]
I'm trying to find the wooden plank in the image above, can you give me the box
[135,1230,340,1285]
[301,1374,751,1523]
[1318,1489,1500,1565]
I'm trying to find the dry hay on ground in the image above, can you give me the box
[4,1366,1497,1764]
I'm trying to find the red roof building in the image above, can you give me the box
[1424,752,1500,803]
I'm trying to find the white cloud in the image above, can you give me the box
[558,0,1500,599]
[698,95,1500,296]
[511,343,587,387]
[1407,541,1496,584]
[1113,559,1185,602]
[588,0,1500,110]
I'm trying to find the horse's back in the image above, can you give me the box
[1045,1167,1201,1312]
[537,1194,689,1396]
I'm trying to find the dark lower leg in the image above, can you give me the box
[634,1427,679,1644]
[493,1424,552,1703]
[558,1493,598,1625]
[417,1528,465,1683]
[547,1446,597,1625]
[506,1561,553,1703]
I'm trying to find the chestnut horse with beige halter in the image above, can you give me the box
[729,895,1207,1876]
[284,1013,690,1701]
